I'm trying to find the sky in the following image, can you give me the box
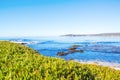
[0,0,120,37]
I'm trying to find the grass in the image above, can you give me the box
[0,41,120,80]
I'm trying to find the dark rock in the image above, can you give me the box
[68,44,80,50]
[57,51,69,56]
[69,49,84,53]
[57,50,84,56]
[21,43,27,45]
[57,44,84,56]
[72,44,80,48]
[68,48,76,51]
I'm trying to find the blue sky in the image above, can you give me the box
[0,0,120,37]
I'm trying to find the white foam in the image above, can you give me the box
[74,60,120,70]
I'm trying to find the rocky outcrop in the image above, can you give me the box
[57,43,120,56]
[57,45,84,56]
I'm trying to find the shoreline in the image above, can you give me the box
[3,40,120,70]
[75,60,120,70]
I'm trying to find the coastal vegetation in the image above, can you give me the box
[0,41,120,80]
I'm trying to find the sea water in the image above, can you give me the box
[1,36,120,64]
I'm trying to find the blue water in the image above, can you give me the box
[1,36,120,63]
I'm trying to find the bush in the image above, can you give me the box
[0,41,120,80]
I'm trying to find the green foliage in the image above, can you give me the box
[0,41,120,80]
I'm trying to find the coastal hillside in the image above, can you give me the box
[0,41,120,80]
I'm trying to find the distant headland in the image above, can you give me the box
[61,33,120,37]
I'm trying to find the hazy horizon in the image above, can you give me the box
[0,0,120,37]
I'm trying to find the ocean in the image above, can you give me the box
[1,36,120,69]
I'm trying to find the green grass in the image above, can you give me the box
[0,41,120,80]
